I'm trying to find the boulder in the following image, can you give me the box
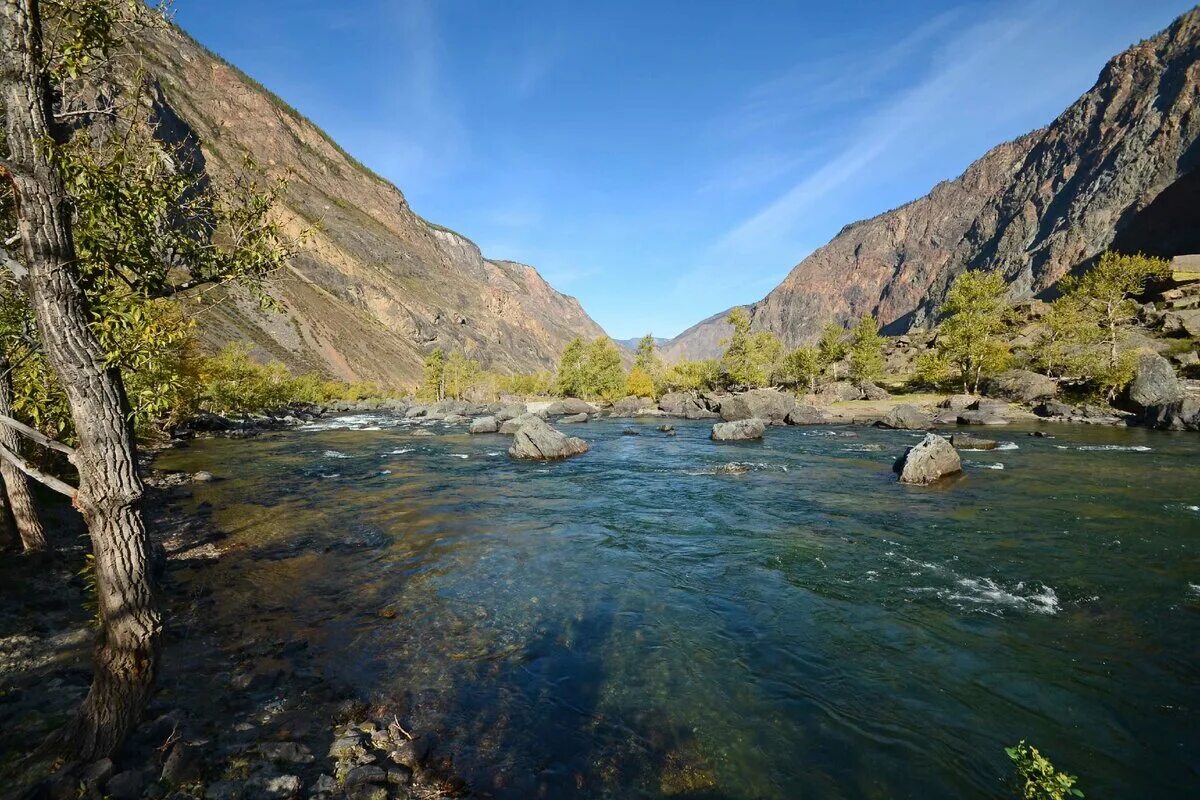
[499,413,542,435]
[949,434,998,450]
[939,394,978,411]
[430,399,470,417]
[982,369,1058,403]
[659,391,719,419]
[558,412,588,424]
[875,404,933,430]
[104,771,144,800]
[785,404,829,425]
[609,395,655,417]
[859,381,890,401]
[508,417,589,460]
[893,433,962,485]
[1127,351,1184,410]
[711,418,766,441]
[719,388,796,423]
[817,381,862,403]
[494,403,527,422]
[968,398,1010,415]
[1033,400,1072,418]
[957,411,1010,426]
[1142,396,1200,431]
[1161,309,1200,338]
[468,416,499,434]
[441,413,469,424]
[544,398,596,416]
[404,406,428,419]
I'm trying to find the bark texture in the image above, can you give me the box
[0,354,47,550]
[0,0,160,761]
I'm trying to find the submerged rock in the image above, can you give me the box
[875,404,932,430]
[894,433,962,485]
[711,418,766,441]
[508,417,589,460]
[558,412,589,424]
[949,434,998,450]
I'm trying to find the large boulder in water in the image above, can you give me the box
[981,369,1058,403]
[610,395,655,417]
[659,391,720,420]
[949,433,997,450]
[719,389,796,423]
[893,433,962,485]
[469,416,498,434]
[711,418,766,441]
[957,411,1009,426]
[544,398,596,416]
[1127,351,1183,410]
[494,403,528,422]
[1141,396,1200,431]
[558,412,588,424]
[499,412,543,435]
[875,404,932,430]
[507,417,589,460]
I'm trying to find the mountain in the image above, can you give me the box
[135,24,609,389]
[665,8,1200,360]
[615,336,670,351]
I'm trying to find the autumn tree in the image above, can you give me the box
[777,345,822,393]
[626,366,656,398]
[661,359,719,392]
[818,321,848,380]
[1063,252,1171,372]
[582,337,625,401]
[633,334,662,381]
[936,271,1012,394]
[720,308,782,388]
[846,315,885,384]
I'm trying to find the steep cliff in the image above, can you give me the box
[667,7,1200,360]
[136,24,609,388]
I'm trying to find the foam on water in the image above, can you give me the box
[450,454,470,459]
[302,414,394,432]
[996,442,1019,450]
[887,551,1058,615]
[1075,444,1152,452]
[323,450,350,459]
[967,462,1005,470]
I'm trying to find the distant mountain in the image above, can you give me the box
[136,24,609,388]
[615,336,670,352]
[666,8,1200,360]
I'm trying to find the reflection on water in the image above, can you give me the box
[156,416,1200,799]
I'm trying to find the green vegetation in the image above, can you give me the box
[818,322,849,380]
[934,271,1013,393]
[1006,741,1084,800]
[626,366,656,398]
[720,308,783,388]
[776,345,822,392]
[661,359,720,393]
[846,315,886,383]
[555,337,588,398]
[582,337,627,401]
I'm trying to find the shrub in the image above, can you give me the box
[1005,741,1084,800]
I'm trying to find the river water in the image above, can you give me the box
[154,415,1200,799]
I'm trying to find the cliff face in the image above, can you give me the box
[667,8,1200,360]
[137,25,609,388]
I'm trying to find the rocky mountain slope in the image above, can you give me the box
[136,25,609,388]
[665,7,1200,361]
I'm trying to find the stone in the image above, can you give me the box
[386,767,413,786]
[441,413,469,424]
[80,759,115,787]
[950,434,998,450]
[659,391,720,420]
[259,741,314,764]
[816,381,862,403]
[875,404,933,430]
[328,733,367,759]
[893,433,962,485]
[162,741,204,784]
[345,788,387,800]
[494,403,527,422]
[1127,351,1184,409]
[468,416,499,434]
[622,428,640,436]
[657,424,675,433]
[558,412,588,424]
[192,470,216,482]
[309,775,338,796]
[255,774,301,799]
[1142,396,1200,431]
[939,394,978,411]
[1033,400,1072,418]
[968,398,1011,415]
[499,412,542,435]
[956,411,1009,426]
[104,771,144,800]
[204,780,243,800]
[344,765,387,788]
[544,398,596,416]
[1161,309,1200,338]
[507,417,589,460]
[609,395,654,417]
[386,736,431,770]
[719,389,797,423]
[859,381,890,401]
[711,418,766,441]
[785,405,828,425]
[982,369,1058,403]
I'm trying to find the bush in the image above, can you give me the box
[626,366,656,398]
[1005,741,1084,800]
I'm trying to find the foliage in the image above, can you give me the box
[776,345,822,392]
[661,359,720,393]
[936,271,1012,393]
[818,322,848,379]
[443,351,483,401]
[633,334,663,384]
[495,370,555,398]
[720,308,783,388]
[419,348,447,402]
[626,366,656,398]
[1005,741,1084,800]
[582,338,627,402]
[555,337,587,398]
[846,315,885,383]
[910,349,954,390]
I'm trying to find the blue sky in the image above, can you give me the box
[176,0,1193,340]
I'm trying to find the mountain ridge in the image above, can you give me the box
[663,7,1200,361]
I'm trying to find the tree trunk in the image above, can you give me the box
[0,354,47,550]
[0,0,160,762]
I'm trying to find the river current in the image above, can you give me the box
[154,414,1199,799]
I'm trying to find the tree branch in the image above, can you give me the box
[0,440,76,498]
[0,412,76,461]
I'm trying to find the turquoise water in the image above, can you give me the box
[155,415,1200,799]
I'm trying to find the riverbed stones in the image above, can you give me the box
[468,416,498,434]
[559,412,588,424]
[939,394,977,411]
[494,403,527,422]
[259,741,314,764]
[893,433,962,485]
[344,765,387,787]
[785,404,829,425]
[1127,351,1184,409]
[104,770,144,800]
[957,411,1009,425]
[719,389,796,423]
[711,418,766,441]
[659,391,718,419]
[499,412,541,434]
[508,417,589,460]
[875,404,932,430]
[610,395,655,417]
[859,381,890,401]
[544,398,595,416]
